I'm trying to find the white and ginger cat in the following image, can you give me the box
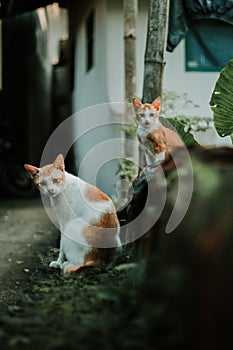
[133,96,184,165]
[24,154,121,275]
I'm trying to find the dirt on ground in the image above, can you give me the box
[0,197,58,312]
[0,196,138,350]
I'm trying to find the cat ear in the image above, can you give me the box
[151,97,161,112]
[53,154,65,172]
[132,98,142,112]
[24,164,40,178]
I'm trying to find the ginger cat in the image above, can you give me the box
[133,97,184,165]
[24,154,121,275]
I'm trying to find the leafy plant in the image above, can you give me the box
[161,117,198,147]
[174,116,213,133]
[116,158,138,182]
[210,59,233,141]
[162,90,200,117]
[121,124,137,138]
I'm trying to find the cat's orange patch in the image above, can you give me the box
[146,124,183,155]
[163,127,184,149]
[24,164,39,177]
[151,96,161,111]
[80,212,120,267]
[143,103,156,111]
[83,212,119,248]
[85,183,110,202]
[147,130,167,153]
[93,211,119,229]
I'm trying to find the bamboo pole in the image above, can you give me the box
[123,0,137,159]
[140,0,170,168]
[142,0,170,102]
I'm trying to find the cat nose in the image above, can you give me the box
[48,188,54,194]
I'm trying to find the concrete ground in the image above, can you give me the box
[0,196,58,313]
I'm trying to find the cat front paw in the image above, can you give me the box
[49,260,62,269]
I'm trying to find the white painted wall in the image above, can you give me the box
[105,0,124,104]
[72,0,109,112]
[164,41,219,117]
[105,0,148,105]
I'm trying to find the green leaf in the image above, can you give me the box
[210,59,233,137]
[161,117,198,147]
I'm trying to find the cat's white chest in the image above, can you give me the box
[137,126,150,143]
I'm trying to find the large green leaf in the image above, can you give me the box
[161,117,198,147]
[210,59,233,138]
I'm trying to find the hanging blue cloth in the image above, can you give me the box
[167,0,233,52]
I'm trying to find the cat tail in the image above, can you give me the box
[63,260,100,275]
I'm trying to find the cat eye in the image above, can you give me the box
[140,113,145,118]
[53,179,60,184]
[39,181,46,187]
[149,113,154,117]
